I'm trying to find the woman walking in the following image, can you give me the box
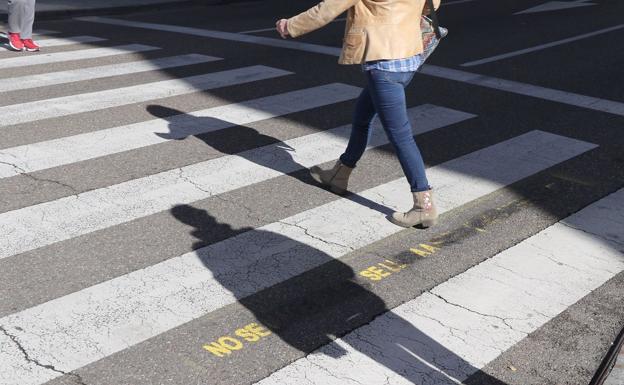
[7,0,39,51]
[276,0,441,228]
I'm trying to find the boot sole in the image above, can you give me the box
[310,169,347,196]
[388,216,438,228]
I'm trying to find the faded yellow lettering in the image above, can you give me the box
[368,266,390,278]
[419,244,440,253]
[247,323,272,338]
[203,341,234,357]
[385,259,408,269]
[379,260,404,272]
[359,269,382,281]
[410,247,431,257]
[218,336,243,350]
[235,328,260,342]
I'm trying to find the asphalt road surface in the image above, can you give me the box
[0,0,623,384]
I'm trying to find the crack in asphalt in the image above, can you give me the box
[560,221,624,248]
[0,325,88,385]
[278,219,355,252]
[0,160,79,195]
[428,291,525,334]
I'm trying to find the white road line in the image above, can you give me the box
[35,35,106,47]
[254,188,624,385]
[420,65,624,117]
[239,18,346,34]
[0,53,220,93]
[78,17,624,117]
[0,105,474,259]
[462,24,624,67]
[0,44,159,69]
[0,130,596,385]
[0,65,290,127]
[0,29,60,36]
[0,83,362,178]
[77,16,343,56]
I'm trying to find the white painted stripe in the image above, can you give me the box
[239,18,346,34]
[0,83,361,178]
[77,16,343,56]
[0,44,159,69]
[462,24,624,67]
[0,65,290,127]
[33,29,60,35]
[35,35,107,47]
[77,17,624,118]
[0,29,60,36]
[421,65,624,117]
[254,189,624,385]
[0,105,474,259]
[0,130,595,385]
[0,54,220,93]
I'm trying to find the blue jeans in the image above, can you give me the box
[339,69,430,192]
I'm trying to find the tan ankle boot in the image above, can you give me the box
[390,189,438,228]
[309,160,353,195]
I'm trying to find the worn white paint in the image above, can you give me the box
[78,17,624,117]
[255,189,624,385]
[0,83,361,178]
[0,54,220,92]
[0,130,596,385]
[515,0,596,15]
[0,104,474,259]
[462,24,624,66]
[0,65,291,127]
[0,44,159,69]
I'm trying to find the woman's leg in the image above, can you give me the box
[365,69,430,192]
[7,0,34,38]
[339,86,377,168]
[7,0,24,34]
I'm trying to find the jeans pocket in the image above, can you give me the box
[373,70,415,86]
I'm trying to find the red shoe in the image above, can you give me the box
[22,39,40,52]
[8,32,23,51]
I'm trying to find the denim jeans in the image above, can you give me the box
[339,69,431,192]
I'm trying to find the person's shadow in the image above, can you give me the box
[148,104,394,217]
[171,204,509,384]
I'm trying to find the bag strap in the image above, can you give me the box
[426,0,442,39]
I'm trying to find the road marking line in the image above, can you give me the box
[0,29,60,37]
[34,35,106,47]
[239,18,346,34]
[420,64,624,116]
[254,188,624,385]
[0,83,361,178]
[462,24,624,66]
[0,104,473,259]
[515,0,597,15]
[0,130,595,385]
[0,53,220,93]
[0,65,291,127]
[77,17,624,117]
[77,16,343,56]
[0,44,159,69]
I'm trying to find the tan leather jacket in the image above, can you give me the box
[287,0,441,65]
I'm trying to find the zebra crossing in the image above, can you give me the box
[0,26,621,385]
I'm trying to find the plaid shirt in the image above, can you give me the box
[362,54,424,72]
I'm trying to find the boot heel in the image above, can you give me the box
[420,218,438,228]
[330,185,347,195]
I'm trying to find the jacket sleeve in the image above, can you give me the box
[423,0,441,15]
[287,0,360,38]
